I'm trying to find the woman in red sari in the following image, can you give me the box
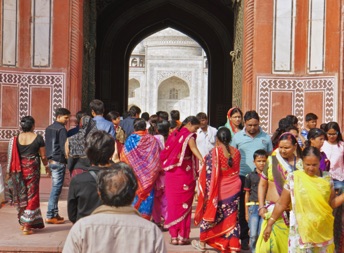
[194,127,241,252]
[6,116,48,235]
[160,116,203,245]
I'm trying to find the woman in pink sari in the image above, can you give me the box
[160,116,203,245]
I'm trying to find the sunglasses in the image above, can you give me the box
[327,132,338,136]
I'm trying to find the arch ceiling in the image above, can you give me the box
[96,0,234,126]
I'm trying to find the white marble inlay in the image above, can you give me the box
[33,0,51,67]
[2,0,17,66]
[308,0,325,72]
[273,0,295,72]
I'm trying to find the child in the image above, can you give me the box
[106,111,126,158]
[244,149,268,253]
[300,113,318,141]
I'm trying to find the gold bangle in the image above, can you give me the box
[269,217,276,222]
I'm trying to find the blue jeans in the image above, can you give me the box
[333,179,344,192]
[248,205,262,253]
[46,162,66,219]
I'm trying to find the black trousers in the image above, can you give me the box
[239,175,249,242]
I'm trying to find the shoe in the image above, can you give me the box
[191,240,206,252]
[46,215,64,224]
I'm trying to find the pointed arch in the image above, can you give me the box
[96,0,234,127]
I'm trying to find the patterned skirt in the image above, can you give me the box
[18,156,44,229]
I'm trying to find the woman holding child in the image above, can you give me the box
[256,132,303,252]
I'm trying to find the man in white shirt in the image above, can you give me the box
[196,112,218,158]
[63,163,167,253]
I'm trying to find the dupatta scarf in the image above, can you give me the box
[262,149,303,196]
[194,147,220,225]
[160,127,197,172]
[195,146,241,225]
[293,170,333,246]
[224,107,241,136]
[6,136,27,208]
[121,131,161,201]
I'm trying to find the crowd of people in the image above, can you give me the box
[1,100,344,253]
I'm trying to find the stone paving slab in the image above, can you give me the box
[0,177,249,253]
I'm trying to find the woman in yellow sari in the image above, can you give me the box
[263,146,344,253]
[257,133,303,252]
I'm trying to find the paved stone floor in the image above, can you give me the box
[0,177,250,253]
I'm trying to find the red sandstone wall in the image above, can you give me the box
[0,0,83,169]
[243,0,342,134]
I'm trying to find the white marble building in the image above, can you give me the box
[129,28,208,120]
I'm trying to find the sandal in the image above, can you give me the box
[22,227,33,235]
[178,238,191,245]
[192,240,206,252]
[170,237,178,245]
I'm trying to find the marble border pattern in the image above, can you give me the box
[257,76,336,133]
[0,70,65,141]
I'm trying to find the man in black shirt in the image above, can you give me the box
[45,107,70,224]
[67,130,117,223]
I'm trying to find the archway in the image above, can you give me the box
[128,78,140,106]
[96,0,234,127]
[158,76,190,119]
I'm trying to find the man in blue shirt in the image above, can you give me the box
[231,110,273,250]
[89,99,115,138]
[120,105,141,139]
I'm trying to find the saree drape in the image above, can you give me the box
[256,149,303,253]
[160,127,198,239]
[194,146,241,252]
[121,131,161,219]
[6,136,44,229]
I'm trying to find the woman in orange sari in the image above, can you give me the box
[194,127,241,252]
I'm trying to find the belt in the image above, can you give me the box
[246,202,259,206]
[48,160,61,165]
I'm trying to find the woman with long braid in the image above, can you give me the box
[193,127,241,252]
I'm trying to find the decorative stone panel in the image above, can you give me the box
[257,76,336,134]
[0,70,65,142]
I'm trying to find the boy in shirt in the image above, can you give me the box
[244,149,268,253]
[300,112,318,142]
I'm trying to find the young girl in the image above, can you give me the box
[321,121,344,251]
[304,128,330,172]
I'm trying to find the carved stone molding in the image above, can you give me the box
[156,71,192,84]
[232,0,244,108]
[241,0,255,110]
